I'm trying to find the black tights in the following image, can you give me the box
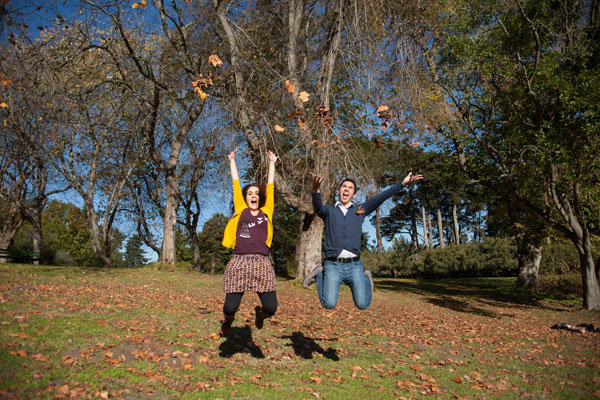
[223,291,277,316]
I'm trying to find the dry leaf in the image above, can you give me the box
[274,124,285,132]
[0,102,8,108]
[208,54,223,67]
[298,91,310,103]
[285,80,295,93]
[376,104,389,114]
[1,80,11,86]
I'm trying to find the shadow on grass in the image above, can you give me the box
[219,326,264,359]
[280,331,339,361]
[376,278,568,314]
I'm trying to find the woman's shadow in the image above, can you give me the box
[280,331,339,361]
[219,326,264,358]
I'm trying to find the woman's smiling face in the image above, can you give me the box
[245,185,260,211]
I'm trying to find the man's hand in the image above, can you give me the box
[309,172,324,192]
[402,171,423,186]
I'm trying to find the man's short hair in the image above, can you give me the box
[339,178,358,193]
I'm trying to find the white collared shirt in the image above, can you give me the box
[335,201,353,216]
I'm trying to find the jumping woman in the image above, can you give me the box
[219,149,278,336]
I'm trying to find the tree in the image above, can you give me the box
[196,213,231,274]
[123,234,148,267]
[395,0,600,306]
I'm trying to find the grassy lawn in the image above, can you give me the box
[1,264,599,399]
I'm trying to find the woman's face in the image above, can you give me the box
[245,186,260,211]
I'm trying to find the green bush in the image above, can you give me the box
[363,237,518,278]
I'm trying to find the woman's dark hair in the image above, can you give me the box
[242,183,267,209]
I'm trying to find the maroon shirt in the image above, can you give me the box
[234,208,269,255]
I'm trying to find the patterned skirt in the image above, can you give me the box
[222,254,276,293]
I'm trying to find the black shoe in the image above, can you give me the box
[255,306,268,329]
[220,314,234,336]
[303,265,322,288]
[365,270,374,292]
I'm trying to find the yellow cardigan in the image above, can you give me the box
[222,180,274,249]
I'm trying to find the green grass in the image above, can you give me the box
[1,264,599,399]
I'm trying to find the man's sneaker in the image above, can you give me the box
[364,270,374,292]
[303,265,322,288]
[219,314,234,336]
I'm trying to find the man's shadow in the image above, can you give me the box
[280,331,339,361]
[219,326,264,358]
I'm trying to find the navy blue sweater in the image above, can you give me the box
[312,183,404,258]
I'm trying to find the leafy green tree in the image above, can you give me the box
[175,227,193,264]
[123,234,148,268]
[271,200,302,277]
[196,213,231,274]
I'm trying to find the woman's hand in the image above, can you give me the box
[266,150,278,164]
[228,149,237,161]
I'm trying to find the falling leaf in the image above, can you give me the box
[1,80,11,86]
[206,145,215,153]
[139,0,147,8]
[285,80,295,93]
[0,102,8,108]
[297,117,306,130]
[298,91,310,103]
[208,54,223,67]
[132,2,139,8]
[274,124,285,132]
[411,141,420,147]
[376,104,389,114]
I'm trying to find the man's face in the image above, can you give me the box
[245,186,260,211]
[338,180,356,206]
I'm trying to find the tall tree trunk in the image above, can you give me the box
[375,207,382,254]
[295,213,325,280]
[421,204,428,248]
[437,208,445,248]
[31,215,42,265]
[452,202,460,244]
[161,173,178,264]
[427,210,433,248]
[86,207,111,268]
[578,234,600,310]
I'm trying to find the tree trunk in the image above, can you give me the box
[437,208,445,248]
[294,213,325,280]
[427,210,434,248]
[421,204,428,248]
[452,202,460,244]
[375,207,382,254]
[0,203,22,262]
[161,172,178,264]
[31,216,42,265]
[575,232,600,310]
[86,207,112,268]
[191,232,201,271]
[515,234,542,288]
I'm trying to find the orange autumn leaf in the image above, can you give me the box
[285,80,295,93]
[132,2,139,8]
[411,141,421,147]
[1,80,11,86]
[208,54,223,67]
[298,91,309,103]
[310,376,322,383]
[274,124,285,132]
[376,104,389,114]
[0,102,8,108]
[139,0,147,8]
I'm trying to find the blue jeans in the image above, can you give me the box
[315,259,372,310]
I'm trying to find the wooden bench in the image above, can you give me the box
[0,249,40,264]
